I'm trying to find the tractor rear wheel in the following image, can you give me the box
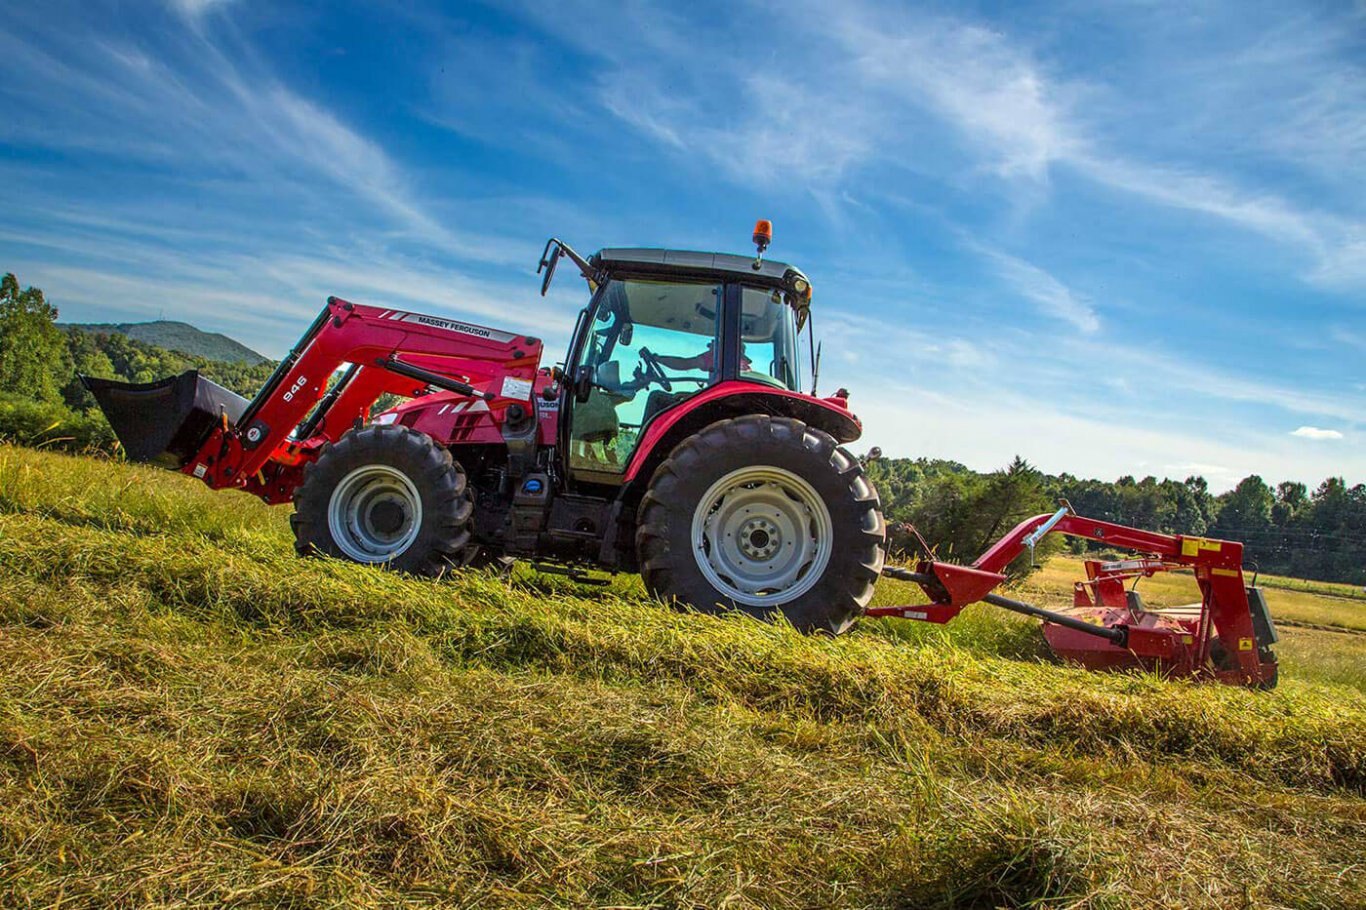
[291,424,474,576]
[636,415,885,634]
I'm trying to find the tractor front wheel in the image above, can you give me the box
[291,424,474,576]
[636,415,885,634]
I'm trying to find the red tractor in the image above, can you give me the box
[86,223,1279,686]
[87,223,885,634]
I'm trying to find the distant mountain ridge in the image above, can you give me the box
[60,320,268,366]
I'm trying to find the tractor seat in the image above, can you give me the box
[574,390,620,441]
[642,390,690,426]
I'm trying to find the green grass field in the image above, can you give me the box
[1,445,1364,908]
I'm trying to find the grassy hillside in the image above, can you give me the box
[61,320,269,365]
[1,445,1364,908]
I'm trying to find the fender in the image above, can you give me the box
[622,381,863,484]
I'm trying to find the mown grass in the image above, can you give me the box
[1259,574,1366,603]
[2,445,1365,908]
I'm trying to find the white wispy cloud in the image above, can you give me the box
[1056,338,1366,427]
[1291,426,1344,440]
[0,1,559,350]
[23,248,576,361]
[1332,326,1366,350]
[571,0,1366,293]
[977,249,1100,333]
[813,310,994,381]
[850,379,1356,491]
[2,6,532,266]
[166,0,235,20]
[1070,155,1366,289]
[834,12,1081,182]
[594,52,874,186]
[835,3,1366,289]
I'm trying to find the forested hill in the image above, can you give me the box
[0,270,278,453]
[60,326,277,406]
[60,319,268,365]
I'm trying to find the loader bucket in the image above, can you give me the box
[82,371,249,468]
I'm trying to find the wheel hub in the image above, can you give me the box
[327,465,423,563]
[369,499,405,536]
[739,517,780,560]
[691,466,834,608]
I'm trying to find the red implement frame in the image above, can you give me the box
[868,508,1277,687]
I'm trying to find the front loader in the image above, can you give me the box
[86,222,1277,687]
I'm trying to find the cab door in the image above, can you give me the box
[563,277,723,486]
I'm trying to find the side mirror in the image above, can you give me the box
[574,365,595,403]
[537,237,594,296]
[537,240,562,297]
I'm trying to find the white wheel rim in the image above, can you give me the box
[690,465,833,608]
[327,465,423,563]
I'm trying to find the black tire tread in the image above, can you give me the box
[636,414,885,634]
[291,424,474,576]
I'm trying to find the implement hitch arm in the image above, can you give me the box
[980,592,1127,646]
[869,506,1276,687]
[878,565,1127,645]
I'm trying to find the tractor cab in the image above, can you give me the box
[542,241,816,484]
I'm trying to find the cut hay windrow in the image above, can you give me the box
[2,511,1361,794]
[3,445,1365,908]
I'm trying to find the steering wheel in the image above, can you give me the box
[637,349,673,392]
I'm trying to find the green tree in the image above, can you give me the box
[0,273,70,404]
[1212,476,1274,537]
[61,327,118,410]
[1273,481,1308,527]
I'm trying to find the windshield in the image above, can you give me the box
[739,285,802,391]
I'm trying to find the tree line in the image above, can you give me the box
[0,272,275,450]
[868,456,1365,586]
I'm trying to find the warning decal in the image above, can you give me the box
[1180,537,1223,557]
[501,377,534,400]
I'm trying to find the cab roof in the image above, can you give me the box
[591,247,805,289]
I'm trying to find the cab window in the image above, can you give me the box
[569,279,722,473]
[739,285,802,391]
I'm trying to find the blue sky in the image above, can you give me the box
[2,0,1363,490]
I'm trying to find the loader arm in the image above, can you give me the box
[184,297,543,498]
